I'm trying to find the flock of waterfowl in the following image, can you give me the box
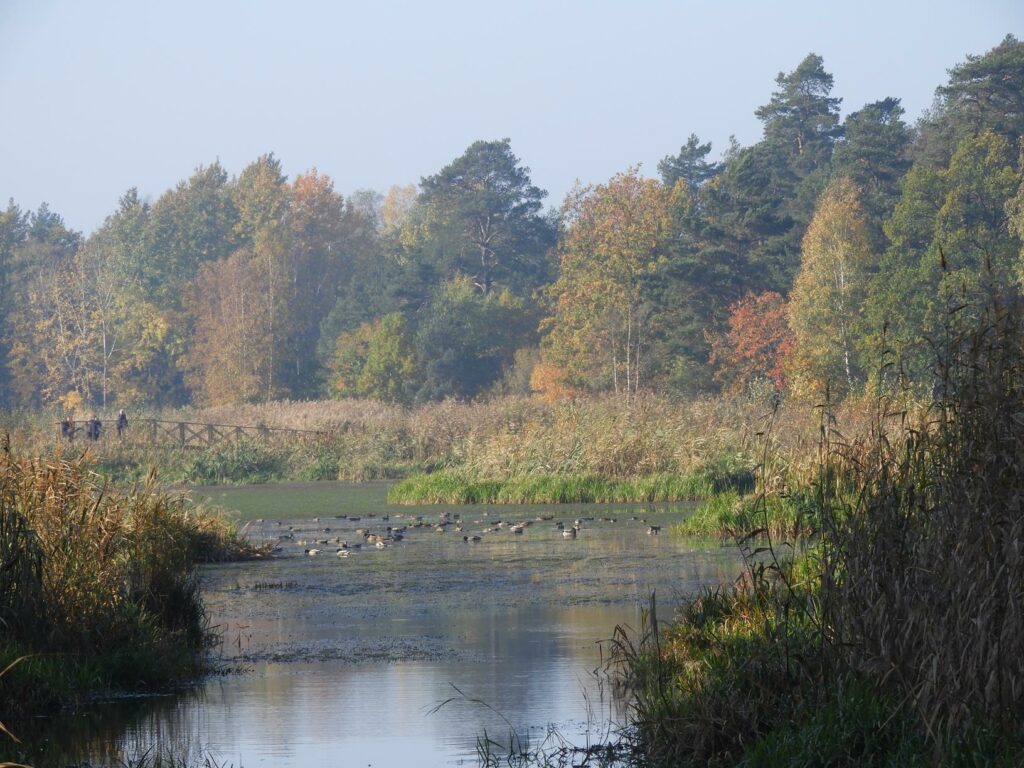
[256,509,664,559]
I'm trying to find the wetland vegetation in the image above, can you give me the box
[1,30,1022,768]
[0,445,265,724]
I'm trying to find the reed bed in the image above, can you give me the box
[0,443,263,720]
[7,393,859,490]
[612,295,1024,765]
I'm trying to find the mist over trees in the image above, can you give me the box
[2,35,1022,411]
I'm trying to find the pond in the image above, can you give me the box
[21,482,743,767]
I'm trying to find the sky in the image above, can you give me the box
[1,0,1021,235]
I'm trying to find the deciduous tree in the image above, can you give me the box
[544,169,673,400]
[788,177,874,394]
[709,291,794,393]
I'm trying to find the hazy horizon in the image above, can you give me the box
[2,0,1021,234]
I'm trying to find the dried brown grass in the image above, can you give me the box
[826,296,1024,743]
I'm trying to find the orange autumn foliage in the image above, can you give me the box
[529,359,579,403]
[708,291,794,393]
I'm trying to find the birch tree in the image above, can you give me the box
[788,177,874,395]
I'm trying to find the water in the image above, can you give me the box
[21,483,742,767]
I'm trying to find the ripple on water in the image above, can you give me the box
[27,495,742,768]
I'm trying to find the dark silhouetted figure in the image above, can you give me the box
[86,415,101,441]
[117,409,128,437]
[61,416,74,440]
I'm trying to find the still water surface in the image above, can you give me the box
[29,483,742,767]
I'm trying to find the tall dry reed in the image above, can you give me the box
[827,295,1024,742]
[0,442,259,718]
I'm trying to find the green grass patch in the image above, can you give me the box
[387,469,733,505]
[676,490,817,539]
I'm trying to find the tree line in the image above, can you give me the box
[1,35,1022,410]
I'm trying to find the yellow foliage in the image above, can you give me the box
[59,390,83,415]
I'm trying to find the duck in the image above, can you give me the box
[375,540,387,549]
[336,549,349,558]
[305,548,322,556]
[463,535,482,543]
[562,528,577,539]
[647,526,661,535]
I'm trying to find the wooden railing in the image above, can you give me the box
[56,419,327,449]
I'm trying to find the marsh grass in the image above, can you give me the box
[10,394,847,490]
[387,470,727,505]
[675,490,818,540]
[0,444,265,719]
[611,291,1024,765]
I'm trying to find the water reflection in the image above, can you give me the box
[20,501,740,767]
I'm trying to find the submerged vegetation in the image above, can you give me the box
[0,443,263,721]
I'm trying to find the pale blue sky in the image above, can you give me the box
[1,0,1021,234]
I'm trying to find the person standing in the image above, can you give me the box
[87,415,101,441]
[117,409,128,437]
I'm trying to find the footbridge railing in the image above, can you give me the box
[56,418,328,449]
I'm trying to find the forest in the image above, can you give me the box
[1,35,1023,414]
